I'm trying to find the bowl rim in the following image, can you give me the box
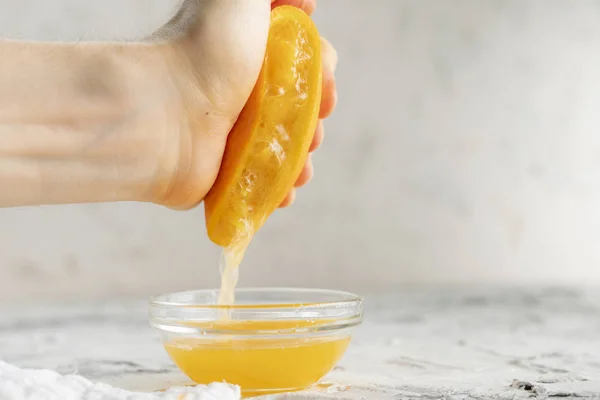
[148,287,363,336]
[149,287,362,308]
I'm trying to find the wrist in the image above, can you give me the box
[125,43,193,206]
[84,42,189,205]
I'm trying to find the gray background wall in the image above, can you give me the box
[1,0,599,301]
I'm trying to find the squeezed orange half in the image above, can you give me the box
[204,5,322,247]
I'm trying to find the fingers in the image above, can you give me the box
[271,0,316,15]
[279,188,296,208]
[319,37,338,119]
[295,155,314,188]
[309,120,324,152]
[279,154,313,208]
[278,120,319,208]
[319,70,336,119]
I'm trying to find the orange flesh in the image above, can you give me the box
[204,6,322,248]
[164,320,349,396]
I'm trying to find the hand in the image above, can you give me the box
[146,0,337,210]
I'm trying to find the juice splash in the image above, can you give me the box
[164,320,350,397]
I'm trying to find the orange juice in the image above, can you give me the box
[164,320,350,396]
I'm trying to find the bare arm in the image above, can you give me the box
[0,39,176,207]
[0,0,330,210]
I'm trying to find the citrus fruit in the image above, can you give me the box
[204,5,322,247]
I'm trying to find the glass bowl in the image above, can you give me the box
[149,287,363,397]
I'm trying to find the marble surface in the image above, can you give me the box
[1,288,600,399]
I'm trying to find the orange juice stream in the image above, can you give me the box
[217,237,250,307]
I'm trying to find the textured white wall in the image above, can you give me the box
[1,0,600,301]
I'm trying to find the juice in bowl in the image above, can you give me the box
[150,5,362,397]
[149,288,363,397]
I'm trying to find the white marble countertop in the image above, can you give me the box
[1,287,600,399]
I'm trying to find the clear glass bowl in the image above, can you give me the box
[149,288,363,397]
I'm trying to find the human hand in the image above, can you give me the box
[145,0,337,210]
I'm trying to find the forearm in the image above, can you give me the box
[0,39,174,207]
[0,122,150,207]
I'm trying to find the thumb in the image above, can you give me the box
[271,0,317,15]
[152,0,271,114]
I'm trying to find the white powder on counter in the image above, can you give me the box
[0,361,240,400]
